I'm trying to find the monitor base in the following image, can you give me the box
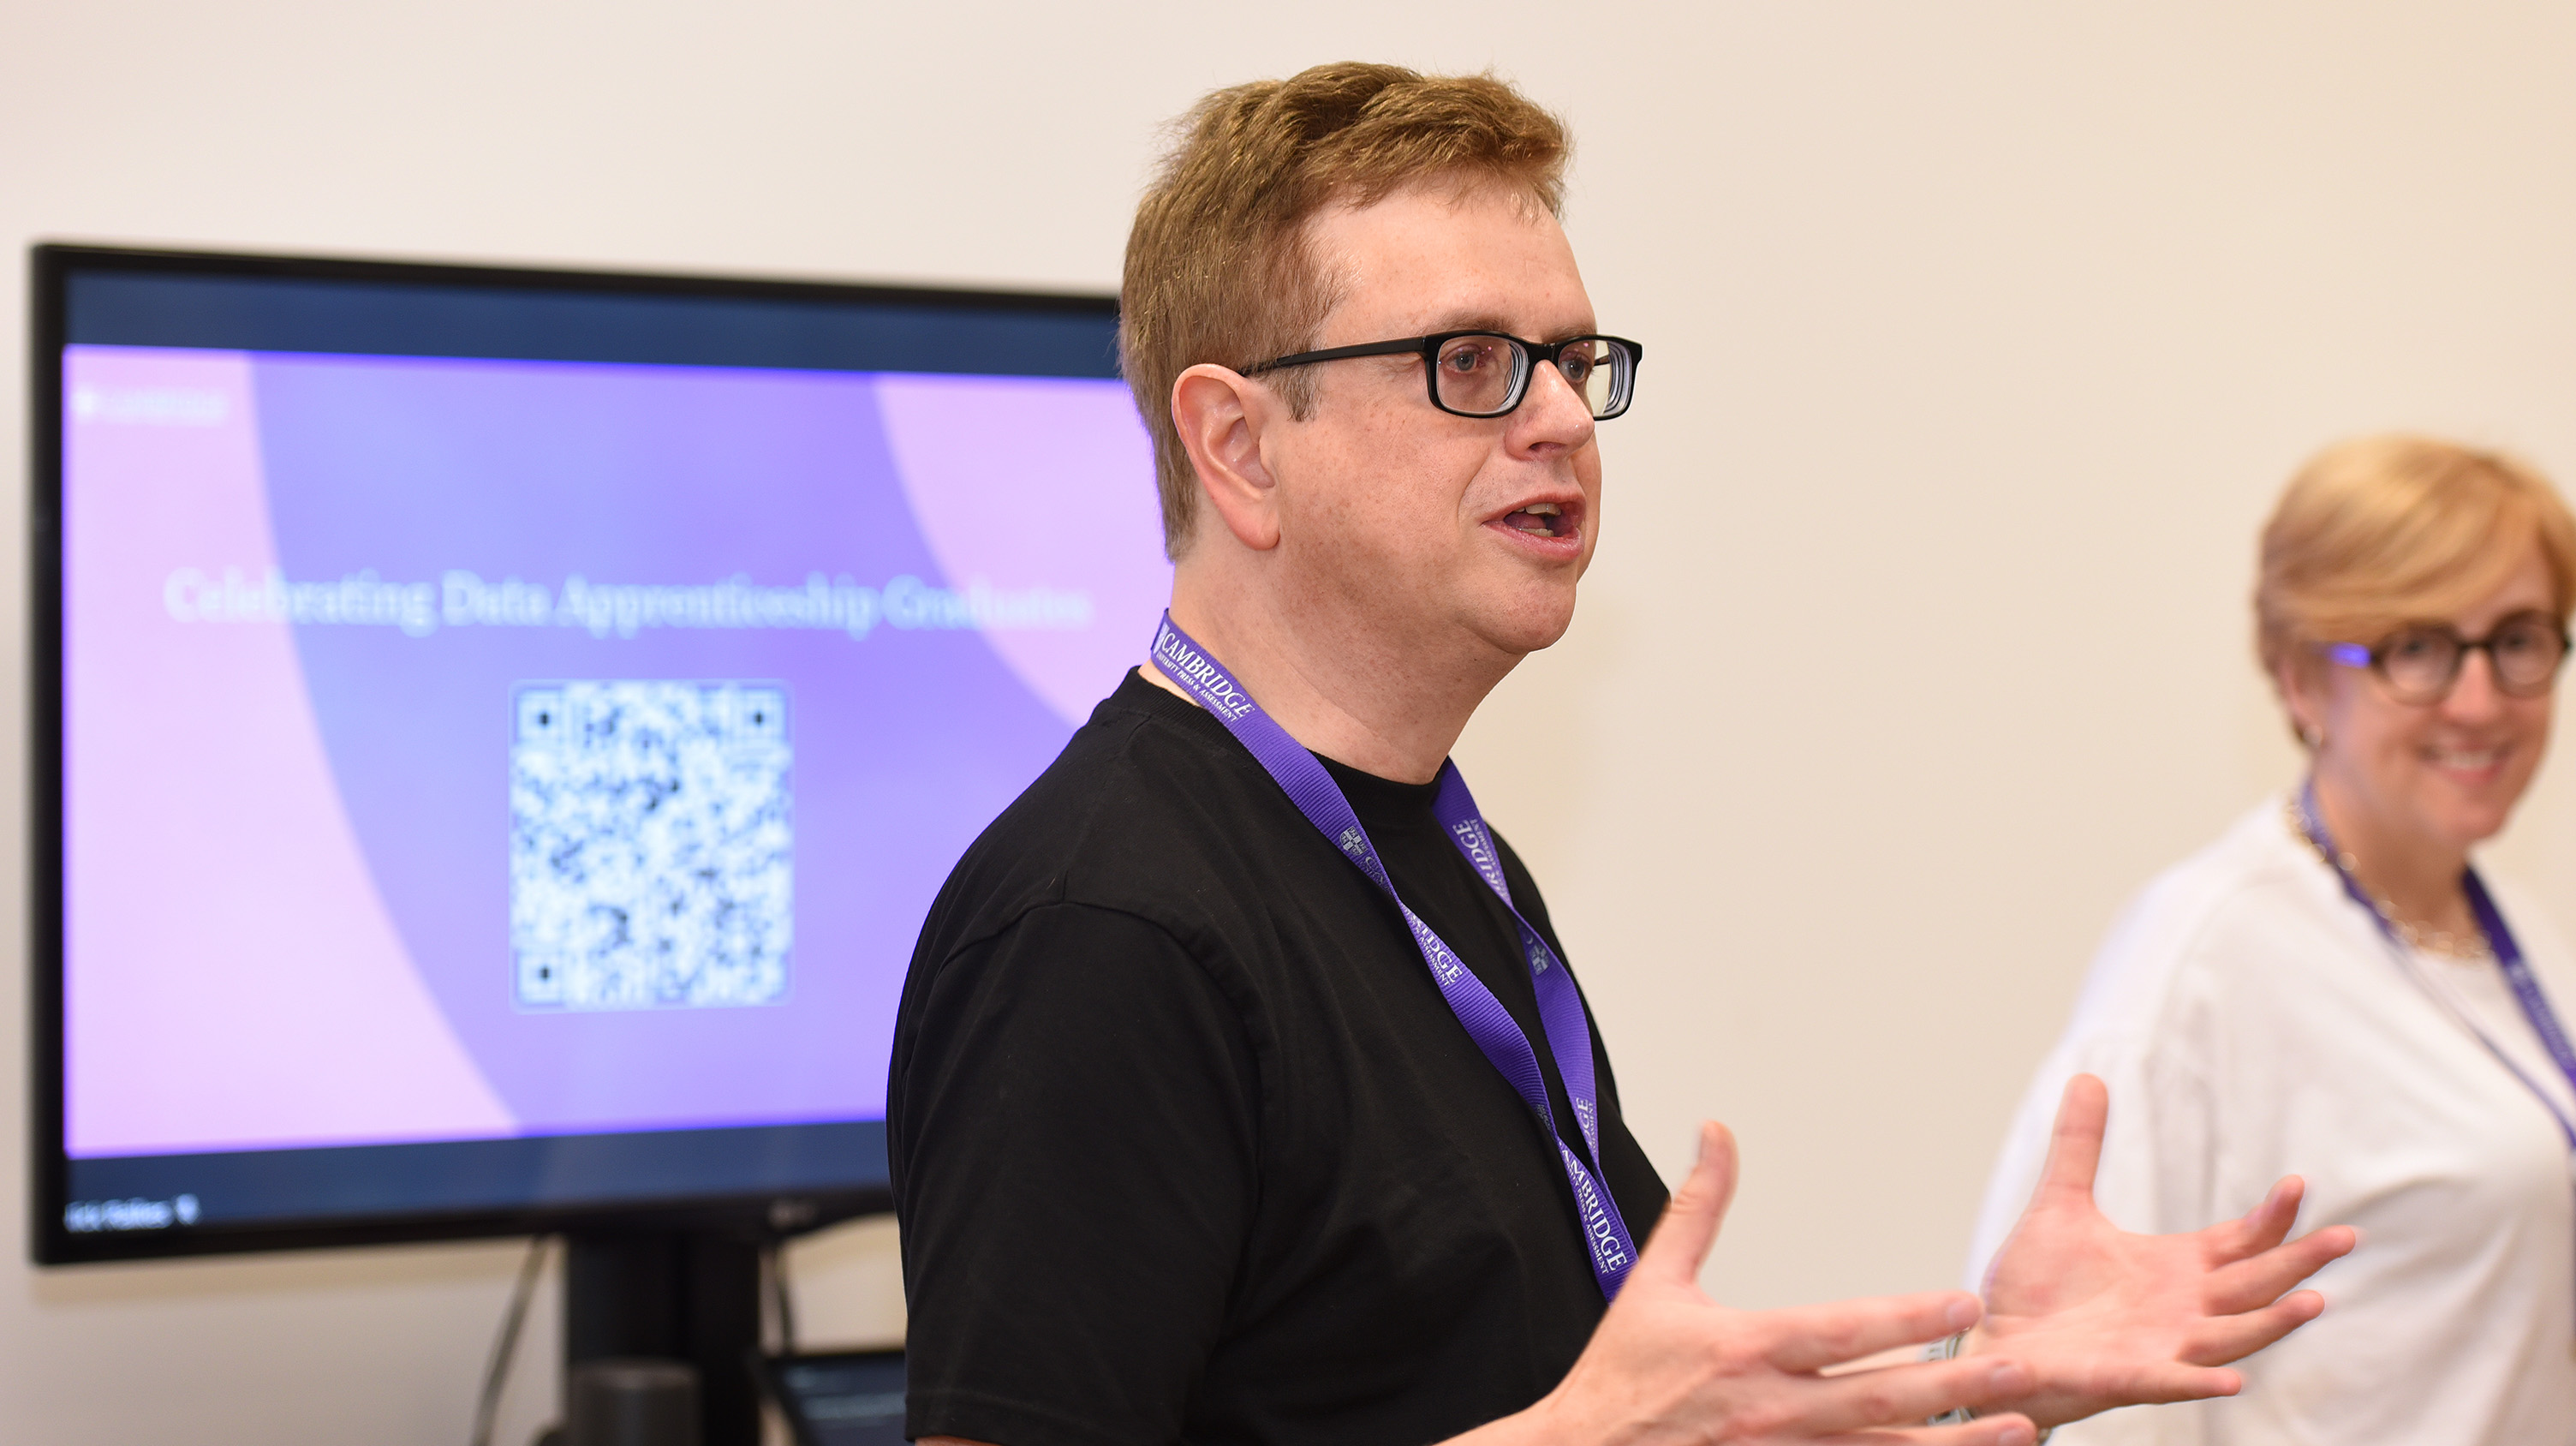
[557,1228,766,1446]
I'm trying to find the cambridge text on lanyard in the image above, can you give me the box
[1150,613,1638,1299]
[2295,780,2576,1153]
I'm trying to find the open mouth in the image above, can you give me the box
[1500,501,1575,539]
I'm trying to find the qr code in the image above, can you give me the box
[510,681,791,1010]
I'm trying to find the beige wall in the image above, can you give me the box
[6,3,2576,1441]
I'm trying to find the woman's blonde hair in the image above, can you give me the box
[2256,434,2576,696]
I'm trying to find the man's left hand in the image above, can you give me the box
[1969,1073,2358,1430]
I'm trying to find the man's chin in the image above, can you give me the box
[1466,592,1580,658]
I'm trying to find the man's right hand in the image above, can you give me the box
[1470,1122,2042,1446]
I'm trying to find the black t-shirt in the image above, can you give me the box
[889,671,1668,1446]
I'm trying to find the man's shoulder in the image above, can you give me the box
[917,671,1300,961]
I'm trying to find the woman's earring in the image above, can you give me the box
[2302,724,2324,750]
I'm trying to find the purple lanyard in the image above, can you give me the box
[2297,781,2576,1150]
[1149,614,1637,1298]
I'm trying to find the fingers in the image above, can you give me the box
[2209,1176,2305,1260]
[1793,1357,2034,1437]
[2203,1224,2357,1316]
[2032,1074,2109,1206]
[1815,1418,2040,1446]
[1633,1121,1739,1285]
[1760,1291,1984,1374]
[2085,1361,2245,1407]
[2182,1289,2327,1366]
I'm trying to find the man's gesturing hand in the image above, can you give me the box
[1969,1074,2358,1430]
[1482,1122,2042,1446]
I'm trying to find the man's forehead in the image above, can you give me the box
[1307,180,1594,338]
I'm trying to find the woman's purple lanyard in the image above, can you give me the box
[2297,780,2576,1150]
[1151,614,1638,1299]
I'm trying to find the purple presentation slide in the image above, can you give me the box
[63,344,1170,1160]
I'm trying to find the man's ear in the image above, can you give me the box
[1172,364,1284,552]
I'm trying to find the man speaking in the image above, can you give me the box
[887,63,2351,1446]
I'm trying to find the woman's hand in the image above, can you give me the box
[1967,1074,2358,1429]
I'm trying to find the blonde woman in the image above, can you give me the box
[1970,436,2576,1444]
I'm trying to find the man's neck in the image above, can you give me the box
[1142,573,1513,786]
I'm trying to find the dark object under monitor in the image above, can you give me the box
[760,1349,908,1446]
[28,242,1143,1446]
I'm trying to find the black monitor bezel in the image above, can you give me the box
[27,242,1120,1265]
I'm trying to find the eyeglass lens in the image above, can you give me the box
[1431,335,1527,416]
[2379,612,2567,700]
[1431,335,1629,420]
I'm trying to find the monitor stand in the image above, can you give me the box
[562,1227,766,1446]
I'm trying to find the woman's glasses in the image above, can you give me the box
[1246,332,1643,421]
[2323,610,2572,703]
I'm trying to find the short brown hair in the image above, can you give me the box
[1121,63,1571,559]
[2255,434,2576,690]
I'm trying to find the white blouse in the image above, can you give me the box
[1967,799,2576,1445]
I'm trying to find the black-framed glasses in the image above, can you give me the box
[1246,331,1643,421]
[2321,609,2572,704]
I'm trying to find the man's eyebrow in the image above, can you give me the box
[1416,312,1597,341]
[1418,311,1520,335]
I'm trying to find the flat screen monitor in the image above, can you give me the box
[29,244,1164,1263]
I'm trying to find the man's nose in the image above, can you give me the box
[1511,356,1595,451]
